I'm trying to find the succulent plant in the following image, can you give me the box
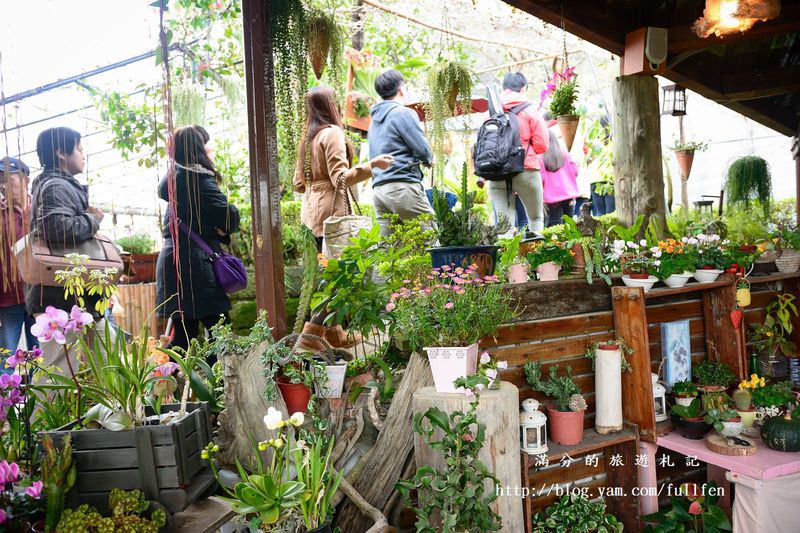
[57,490,166,533]
[733,388,752,411]
[569,394,587,412]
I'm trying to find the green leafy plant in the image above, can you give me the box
[395,400,502,533]
[524,361,584,412]
[41,434,77,532]
[291,437,342,531]
[752,381,794,412]
[681,234,731,270]
[432,163,508,247]
[361,358,397,404]
[57,489,167,532]
[725,155,772,216]
[670,397,703,420]
[377,214,435,291]
[387,266,517,352]
[426,59,473,175]
[670,140,709,153]
[497,233,526,274]
[703,408,740,432]
[643,481,731,532]
[584,339,634,373]
[672,380,698,397]
[526,238,576,271]
[692,360,736,388]
[115,234,155,255]
[748,293,798,357]
[54,253,119,315]
[531,493,622,533]
[610,214,645,243]
[546,67,579,117]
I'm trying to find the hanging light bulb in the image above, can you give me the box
[693,0,781,38]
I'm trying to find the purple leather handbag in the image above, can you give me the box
[178,220,247,294]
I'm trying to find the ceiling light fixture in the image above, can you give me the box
[693,0,781,38]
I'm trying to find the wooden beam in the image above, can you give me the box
[668,4,800,54]
[502,0,627,56]
[722,65,800,100]
[241,0,288,338]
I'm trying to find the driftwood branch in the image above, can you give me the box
[338,476,391,533]
[367,388,384,431]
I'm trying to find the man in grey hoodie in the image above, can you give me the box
[367,69,434,235]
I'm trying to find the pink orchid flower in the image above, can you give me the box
[25,481,43,499]
[31,306,69,344]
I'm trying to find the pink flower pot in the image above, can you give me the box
[547,406,585,445]
[508,262,529,284]
[536,261,561,282]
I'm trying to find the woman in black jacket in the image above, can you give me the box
[156,126,240,351]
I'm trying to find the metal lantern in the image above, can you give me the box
[661,84,687,116]
[520,398,548,455]
[652,373,669,422]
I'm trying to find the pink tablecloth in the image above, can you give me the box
[658,432,800,481]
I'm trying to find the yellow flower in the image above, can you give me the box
[258,441,268,452]
[201,450,209,460]
[213,444,219,452]
[273,438,284,449]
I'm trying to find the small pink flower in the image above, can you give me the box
[25,481,43,499]
[31,306,69,344]
[688,501,703,515]
[486,368,497,380]
[426,275,434,280]
[462,433,475,442]
[480,352,491,364]
[422,288,432,295]
[453,277,465,285]
[402,279,411,284]
[385,302,396,312]
[0,509,6,524]
[65,305,94,333]
[444,302,454,309]
[441,265,451,272]
[0,460,20,484]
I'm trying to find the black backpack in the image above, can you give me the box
[472,102,532,181]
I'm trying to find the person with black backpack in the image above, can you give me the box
[473,72,549,236]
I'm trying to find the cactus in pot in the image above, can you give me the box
[733,387,752,411]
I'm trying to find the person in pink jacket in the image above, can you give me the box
[480,72,549,234]
[540,128,580,227]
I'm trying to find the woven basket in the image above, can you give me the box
[775,249,800,273]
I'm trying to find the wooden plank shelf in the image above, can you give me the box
[644,279,731,299]
[524,428,638,465]
[747,271,800,285]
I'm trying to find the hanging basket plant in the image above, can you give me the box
[306,6,345,88]
[171,82,206,127]
[725,155,772,216]
[425,60,473,177]
[670,140,708,180]
[543,67,580,151]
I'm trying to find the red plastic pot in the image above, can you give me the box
[629,272,651,279]
[547,405,585,445]
[598,343,619,351]
[277,376,311,414]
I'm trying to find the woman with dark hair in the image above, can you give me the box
[540,129,579,227]
[156,125,240,352]
[293,86,393,350]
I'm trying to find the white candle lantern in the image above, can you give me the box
[652,373,668,422]
[520,398,548,455]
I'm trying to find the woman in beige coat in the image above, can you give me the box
[294,86,393,349]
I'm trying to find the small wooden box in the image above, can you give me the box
[43,402,215,514]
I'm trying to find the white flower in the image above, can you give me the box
[475,382,485,391]
[626,241,637,249]
[681,237,689,243]
[480,352,491,365]
[486,368,498,379]
[765,406,780,418]
[497,361,508,370]
[650,247,660,254]
[264,407,283,430]
[288,412,305,427]
[653,260,661,266]
[640,239,647,247]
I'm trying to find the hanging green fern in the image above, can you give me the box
[172,83,206,127]
[270,0,308,171]
[425,60,473,182]
[293,226,320,333]
[725,155,772,216]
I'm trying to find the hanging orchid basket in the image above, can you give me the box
[543,67,580,151]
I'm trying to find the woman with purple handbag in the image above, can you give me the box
[156,126,243,353]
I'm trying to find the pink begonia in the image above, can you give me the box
[30,306,69,344]
[25,481,43,499]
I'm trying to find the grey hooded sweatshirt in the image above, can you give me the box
[367,100,433,187]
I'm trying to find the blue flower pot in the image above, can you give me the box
[427,245,499,277]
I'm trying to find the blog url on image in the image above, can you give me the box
[496,482,726,499]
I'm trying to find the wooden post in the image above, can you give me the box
[611,286,656,442]
[702,274,747,379]
[612,75,667,229]
[241,0,287,338]
[411,383,524,533]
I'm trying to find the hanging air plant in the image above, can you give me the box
[172,83,206,127]
[425,60,473,178]
[725,155,773,216]
[270,0,308,169]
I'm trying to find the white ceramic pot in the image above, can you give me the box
[720,419,744,437]
[508,262,530,284]
[663,272,693,288]
[621,275,658,292]
[693,269,723,283]
[536,261,561,281]
[594,346,623,434]
[424,343,479,393]
[675,396,696,407]
[315,362,348,398]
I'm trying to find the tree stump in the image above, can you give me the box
[612,75,667,230]
[336,352,434,532]
[412,382,524,533]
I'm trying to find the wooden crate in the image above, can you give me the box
[43,402,215,514]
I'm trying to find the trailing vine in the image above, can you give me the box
[725,155,772,216]
[172,82,206,127]
[307,6,346,100]
[293,226,320,334]
[270,0,308,170]
[583,239,611,286]
[425,59,473,182]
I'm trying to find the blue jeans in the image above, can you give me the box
[0,304,37,373]
[590,183,615,216]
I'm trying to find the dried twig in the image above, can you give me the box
[337,475,390,533]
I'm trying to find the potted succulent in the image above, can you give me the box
[669,398,713,440]
[585,340,633,434]
[531,493,622,533]
[653,238,696,288]
[704,407,743,438]
[693,360,736,393]
[671,380,698,407]
[497,233,529,284]
[387,266,517,393]
[116,233,157,283]
[748,293,798,382]
[524,361,587,445]
[544,66,580,152]
[527,238,576,282]
[428,164,508,276]
[682,234,730,283]
[610,239,659,292]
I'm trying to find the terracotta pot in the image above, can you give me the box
[557,115,580,152]
[125,253,158,283]
[508,262,530,284]
[536,261,561,282]
[674,150,695,180]
[277,376,311,414]
[571,243,586,274]
[629,272,651,279]
[547,406,584,445]
[697,384,726,393]
[345,371,374,391]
